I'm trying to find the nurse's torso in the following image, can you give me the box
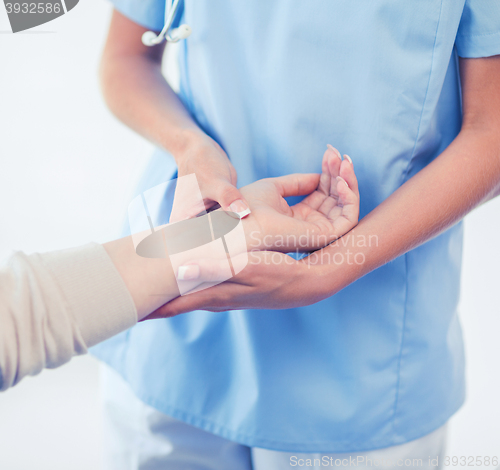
[92,0,466,451]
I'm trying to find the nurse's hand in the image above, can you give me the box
[241,145,359,252]
[146,251,331,317]
[171,134,251,222]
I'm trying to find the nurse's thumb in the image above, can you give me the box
[216,182,251,219]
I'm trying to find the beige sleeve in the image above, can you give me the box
[0,243,137,391]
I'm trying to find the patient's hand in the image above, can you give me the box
[241,145,359,252]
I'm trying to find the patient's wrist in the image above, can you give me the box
[212,208,263,252]
[240,214,264,252]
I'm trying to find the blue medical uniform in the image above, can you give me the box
[92,0,500,452]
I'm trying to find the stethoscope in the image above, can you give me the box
[142,0,192,46]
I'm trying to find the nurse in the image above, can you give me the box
[93,0,500,468]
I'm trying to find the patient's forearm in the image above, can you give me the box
[0,243,137,391]
[103,236,180,320]
[0,234,191,392]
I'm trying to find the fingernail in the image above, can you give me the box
[177,265,200,281]
[327,144,342,161]
[343,154,353,164]
[336,176,349,188]
[229,200,251,219]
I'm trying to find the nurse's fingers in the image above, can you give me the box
[272,173,321,198]
[169,175,250,222]
[213,178,252,218]
[339,155,359,196]
[170,190,208,223]
[176,258,235,283]
[147,284,228,318]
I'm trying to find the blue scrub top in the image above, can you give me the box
[92,0,500,452]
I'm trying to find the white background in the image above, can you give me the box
[0,2,499,469]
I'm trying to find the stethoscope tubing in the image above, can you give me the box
[160,0,182,42]
[142,0,190,46]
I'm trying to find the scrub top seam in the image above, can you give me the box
[177,1,196,126]
[392,1,443,433]
[390,252,409,435]
[181,44,194,110]
[401,0,444,185]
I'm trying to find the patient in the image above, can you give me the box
[0,145,358,390]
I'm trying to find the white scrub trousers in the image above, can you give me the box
[100,365,447,470]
